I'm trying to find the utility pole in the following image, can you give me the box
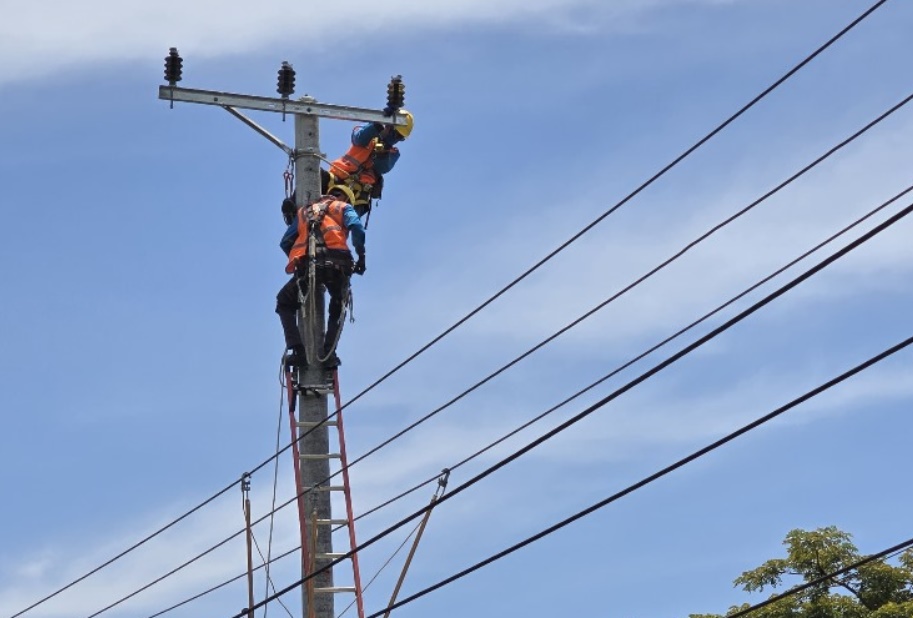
[159,48,407,618]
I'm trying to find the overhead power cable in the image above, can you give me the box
[12,6,889,614]
[87,96,913,617]
[230,200,913,618]
[142,182,913,618]
[84,483,311,618]
[367,333,913,618]
[333,0,892,414]
[347,181,913,526]
[8,477,241,618]
[143,545,299,618]
[724,538,913,618]
[293,88,913,547]
[339,87,913,478]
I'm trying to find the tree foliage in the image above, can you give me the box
[691,527,913,618]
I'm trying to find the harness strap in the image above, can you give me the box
[306,199,332,253]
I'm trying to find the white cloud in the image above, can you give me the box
[0,0,742,86]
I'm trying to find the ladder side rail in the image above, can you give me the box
[332,372,366,618]
[286,374,313,580]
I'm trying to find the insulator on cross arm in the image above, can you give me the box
[385,75,405,114]
[164,48,183,86]
[277,61,296,98]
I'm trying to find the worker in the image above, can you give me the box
[276,185,366,370]
[323,110,414,218]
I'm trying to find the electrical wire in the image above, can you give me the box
[8,478,241,618]
[249,530,295,618]
[11,7,890,615]
[11,358,288,618]
[345,181,913,528]
[143,546,299,618]
[230,199,913,618]
[331,0,893,415]
[113,189,913,618]
[84,108,913,617]
[141,181,913,618]
[365,334,913,618]
[336,88,913,475]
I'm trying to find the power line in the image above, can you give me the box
[339,87,913,478]
[333,0,893,414]
[367,333,913,618]
[80,94,913,617]
[8,476,241,618]
[145,545,299,618]
[348,181,913,527]
[141,184,913,617]
[232,199,913,618]
[11,6,890,614]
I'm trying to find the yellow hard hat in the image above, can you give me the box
[394,110,414,138]
[327,183,357,205]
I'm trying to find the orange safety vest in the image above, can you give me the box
[328,140,379,188]
[285,198,350,274]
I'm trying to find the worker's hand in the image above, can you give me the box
[354,253,366,276]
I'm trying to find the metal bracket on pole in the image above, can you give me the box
[158,86,409,126]
[223,106,293,156]
[241,473,255,618]
[382,469,450,618]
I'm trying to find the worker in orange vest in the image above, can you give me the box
[276,184,366,369]
[322,110,414,218]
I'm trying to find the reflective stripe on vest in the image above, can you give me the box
[285,199,350,273]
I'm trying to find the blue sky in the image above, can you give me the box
[2,1,913,617]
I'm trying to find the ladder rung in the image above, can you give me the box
[314,587,356,594]
[299,453,341,460]
[317,552,349,559]
[311,485,345,491]
[316,519,350,526]
[296,420,338,427]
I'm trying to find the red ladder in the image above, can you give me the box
[285,370,365,618]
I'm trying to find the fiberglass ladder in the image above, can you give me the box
[285,369,365,618]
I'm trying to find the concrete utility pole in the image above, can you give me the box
[158,49,407,618]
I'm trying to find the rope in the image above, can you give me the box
[262,356,288,618]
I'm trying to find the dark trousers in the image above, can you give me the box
[276,261,350,354]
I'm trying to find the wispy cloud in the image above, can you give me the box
[1,0,741,86]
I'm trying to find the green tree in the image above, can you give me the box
[691,526,913,618]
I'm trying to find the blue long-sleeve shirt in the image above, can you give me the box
[280,202,366,256]
[351,123,401,175]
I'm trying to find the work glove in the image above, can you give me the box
[354,251,366,276]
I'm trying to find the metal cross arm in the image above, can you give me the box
[157,86,408,126]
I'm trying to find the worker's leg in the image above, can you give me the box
[276,274,307,355]
[322,268,348,365]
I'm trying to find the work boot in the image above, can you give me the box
[284,345,307,369]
